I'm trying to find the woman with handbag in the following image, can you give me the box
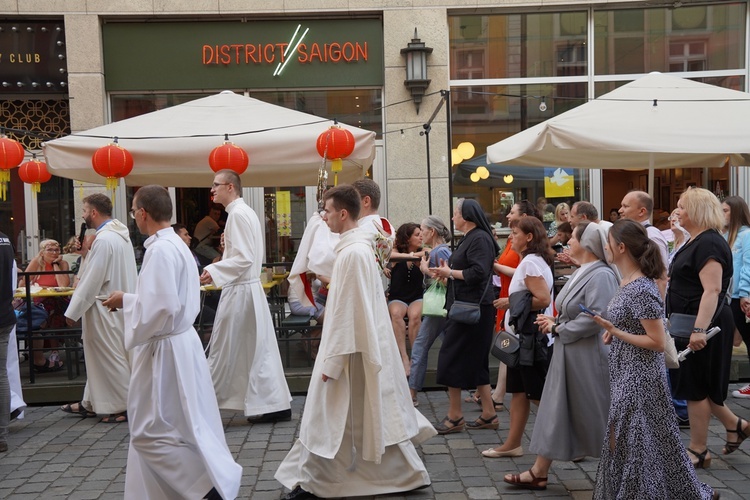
[486,217,553,457]
[408,216,452,406]
[668,188,745,468]
[429,199,499,434]
[590,219,715,499]
[468,200,539,410]
[501,221,617,489]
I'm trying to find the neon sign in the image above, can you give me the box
[201,24,368,76]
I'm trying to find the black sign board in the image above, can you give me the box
[0,20,67,94]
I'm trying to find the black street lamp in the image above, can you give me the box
[400,28,433,114]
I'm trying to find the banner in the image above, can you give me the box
[544,167,574,198]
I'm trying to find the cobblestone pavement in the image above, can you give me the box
[3,385,750,499]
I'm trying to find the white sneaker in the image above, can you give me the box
[732,384,750,399]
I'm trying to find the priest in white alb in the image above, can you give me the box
[105,185,242,500]
[200,169,292,423]
[62,193,136,423]
[275,185,434,499]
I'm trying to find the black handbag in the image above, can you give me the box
[447,273,491,325]
[491,330,520,367]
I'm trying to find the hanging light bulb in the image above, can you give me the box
[539,97,547,112]
[503,174,514,184]
[470,172,480,183]
[476,166,490,179]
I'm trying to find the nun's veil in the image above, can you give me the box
[460,199,501,254]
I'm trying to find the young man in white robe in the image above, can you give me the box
[200,169,292,423]
[62,193,137,423]
[275,185,435,499]
[105,185,242,500]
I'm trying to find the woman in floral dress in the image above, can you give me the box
[592,219,715,500]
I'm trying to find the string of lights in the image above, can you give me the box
[5,87,749,145]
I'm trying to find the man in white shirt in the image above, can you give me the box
[105,185,242,499]
[62,193,137,424]
[200,170,292,423]
[619,191,669,270]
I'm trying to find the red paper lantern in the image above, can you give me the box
[209,138,249,174]
[92,141,134,191]
[18,157,52,194]
[0,135,25,201]
[316,126,355,185]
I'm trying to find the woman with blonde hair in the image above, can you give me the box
[21,239,71,372]
[547,202,570,244]
[668,187,745,468]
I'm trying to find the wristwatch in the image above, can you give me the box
[448,270,454,280]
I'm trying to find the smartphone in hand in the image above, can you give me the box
[579,304,597,317]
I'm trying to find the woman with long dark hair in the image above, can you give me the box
[722,196,750,399]
[487,217,553,458]
[387,222,423,376]
[592,219,715,499]
[429,199,499,434]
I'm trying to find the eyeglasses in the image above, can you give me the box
[212,182,230,188]
[129,208,143,220]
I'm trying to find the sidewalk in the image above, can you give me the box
[2,385,750,499]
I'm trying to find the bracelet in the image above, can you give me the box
[551,324,558,336]
[692,327,706,333]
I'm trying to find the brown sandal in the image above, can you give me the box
[504,469,548,490]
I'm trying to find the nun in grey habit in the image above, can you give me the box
[503,221,619,491]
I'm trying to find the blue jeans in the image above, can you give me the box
[408,316,447,392]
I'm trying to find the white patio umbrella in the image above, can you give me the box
[42,91,376,187]
[486,72,750,170]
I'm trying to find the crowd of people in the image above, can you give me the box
[2,178,750,500]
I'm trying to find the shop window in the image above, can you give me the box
[594,3,746,75]
[450,83,588,222]
[449,11,587,80]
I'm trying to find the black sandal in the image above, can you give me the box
[100,412,128,424]
[60,402,97,419]
[687,448,711,468]
[434,415,464,435]
[723,417,749,455]
[466,414,499,430]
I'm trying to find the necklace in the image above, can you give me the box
[624,268,641,283]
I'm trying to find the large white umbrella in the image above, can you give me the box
[42,91,375,187]
[486,72,750,170]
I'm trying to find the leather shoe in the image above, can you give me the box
[246,409,292,424]
[481,446,523,458]
[282,485,319,499]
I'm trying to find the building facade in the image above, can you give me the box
[2,0,749,261]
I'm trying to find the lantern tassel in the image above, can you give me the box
[331,158,343,186]
[0,170,9,201]
[106,177,118,202]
